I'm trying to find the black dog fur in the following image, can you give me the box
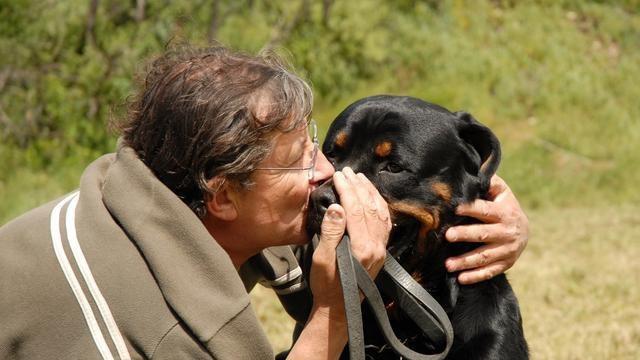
[302,95,528,359]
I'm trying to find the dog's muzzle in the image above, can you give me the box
[306,179,339,238]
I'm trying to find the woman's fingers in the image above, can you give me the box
[332,168,390,277]
[310,204,346,309]
[486,174,510,200]
[446,223,511,243]
[445,242,516,272]
[357,172,391,227]
[456,260,512,285]
[333,169,367,229]
[454,199,502,223]
[318,205,347,249]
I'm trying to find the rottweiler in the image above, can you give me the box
[306,95,528,359]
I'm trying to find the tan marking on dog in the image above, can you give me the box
[388,202,440,241]
[375,141,393,157]
[335,131,348,148]
[431,182,452,202]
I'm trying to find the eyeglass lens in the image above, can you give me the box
[307,120,318,180]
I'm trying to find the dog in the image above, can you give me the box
[304,95,528,359]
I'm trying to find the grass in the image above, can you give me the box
[512,204,640,359]
[251,203,640,359]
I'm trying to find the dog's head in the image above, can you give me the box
[307,95,501,263]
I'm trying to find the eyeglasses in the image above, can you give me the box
[254,119,319,180]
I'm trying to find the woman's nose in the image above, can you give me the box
[312,150,335,183]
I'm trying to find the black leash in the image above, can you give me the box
[336,234,454,360]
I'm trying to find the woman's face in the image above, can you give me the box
[227,122,335,252]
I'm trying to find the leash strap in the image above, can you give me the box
[336,235,453,360]
[378,256,454,352]
[336,235,365,359]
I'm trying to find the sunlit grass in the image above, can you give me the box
[512,204,640,359]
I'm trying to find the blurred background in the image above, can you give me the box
[1,0,638,358]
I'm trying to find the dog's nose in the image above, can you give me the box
[310,179,339,219]
[310,180,339,216]
[311,184,338,216]
[306,180,339,237]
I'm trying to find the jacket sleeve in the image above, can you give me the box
[242,245,307,296]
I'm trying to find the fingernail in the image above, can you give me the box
[446,228,457,241]
[446,259,456,271]
[327,209,342,222]
[459,273,477,285]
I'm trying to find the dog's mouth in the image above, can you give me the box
[307,183,443,261]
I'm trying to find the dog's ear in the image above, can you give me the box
[453,111,501,195]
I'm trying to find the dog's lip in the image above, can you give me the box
[307,184,320,200]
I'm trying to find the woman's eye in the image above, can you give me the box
[382,162,403,173]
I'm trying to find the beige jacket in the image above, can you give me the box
[0,146,301,359]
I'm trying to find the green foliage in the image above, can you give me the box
[1,0,639,223]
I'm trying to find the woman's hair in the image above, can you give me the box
[116,44,313,218]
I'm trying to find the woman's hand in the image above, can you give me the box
[445,175,529,285]
[309,167,391,319]
[334,167,391,277]
[289,168,391,359]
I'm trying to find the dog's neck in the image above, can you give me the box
[388,205,484,310]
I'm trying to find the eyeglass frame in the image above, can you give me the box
[253,119,319,180]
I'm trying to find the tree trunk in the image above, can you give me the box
[135,0,145,22]
[322,0,332,27]
[208,0,220,42]
[85,0,99,49]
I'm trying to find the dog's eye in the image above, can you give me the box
[382,162,403,173]
[325,154,337,167]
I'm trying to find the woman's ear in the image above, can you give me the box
[453,111,502,194]
[204,178,238,221]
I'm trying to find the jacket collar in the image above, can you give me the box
[99,145,252,344]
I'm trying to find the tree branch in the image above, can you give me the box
[208,0,220,42]
[135,0,145,22]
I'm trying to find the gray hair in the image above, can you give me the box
[117,45,313,218]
